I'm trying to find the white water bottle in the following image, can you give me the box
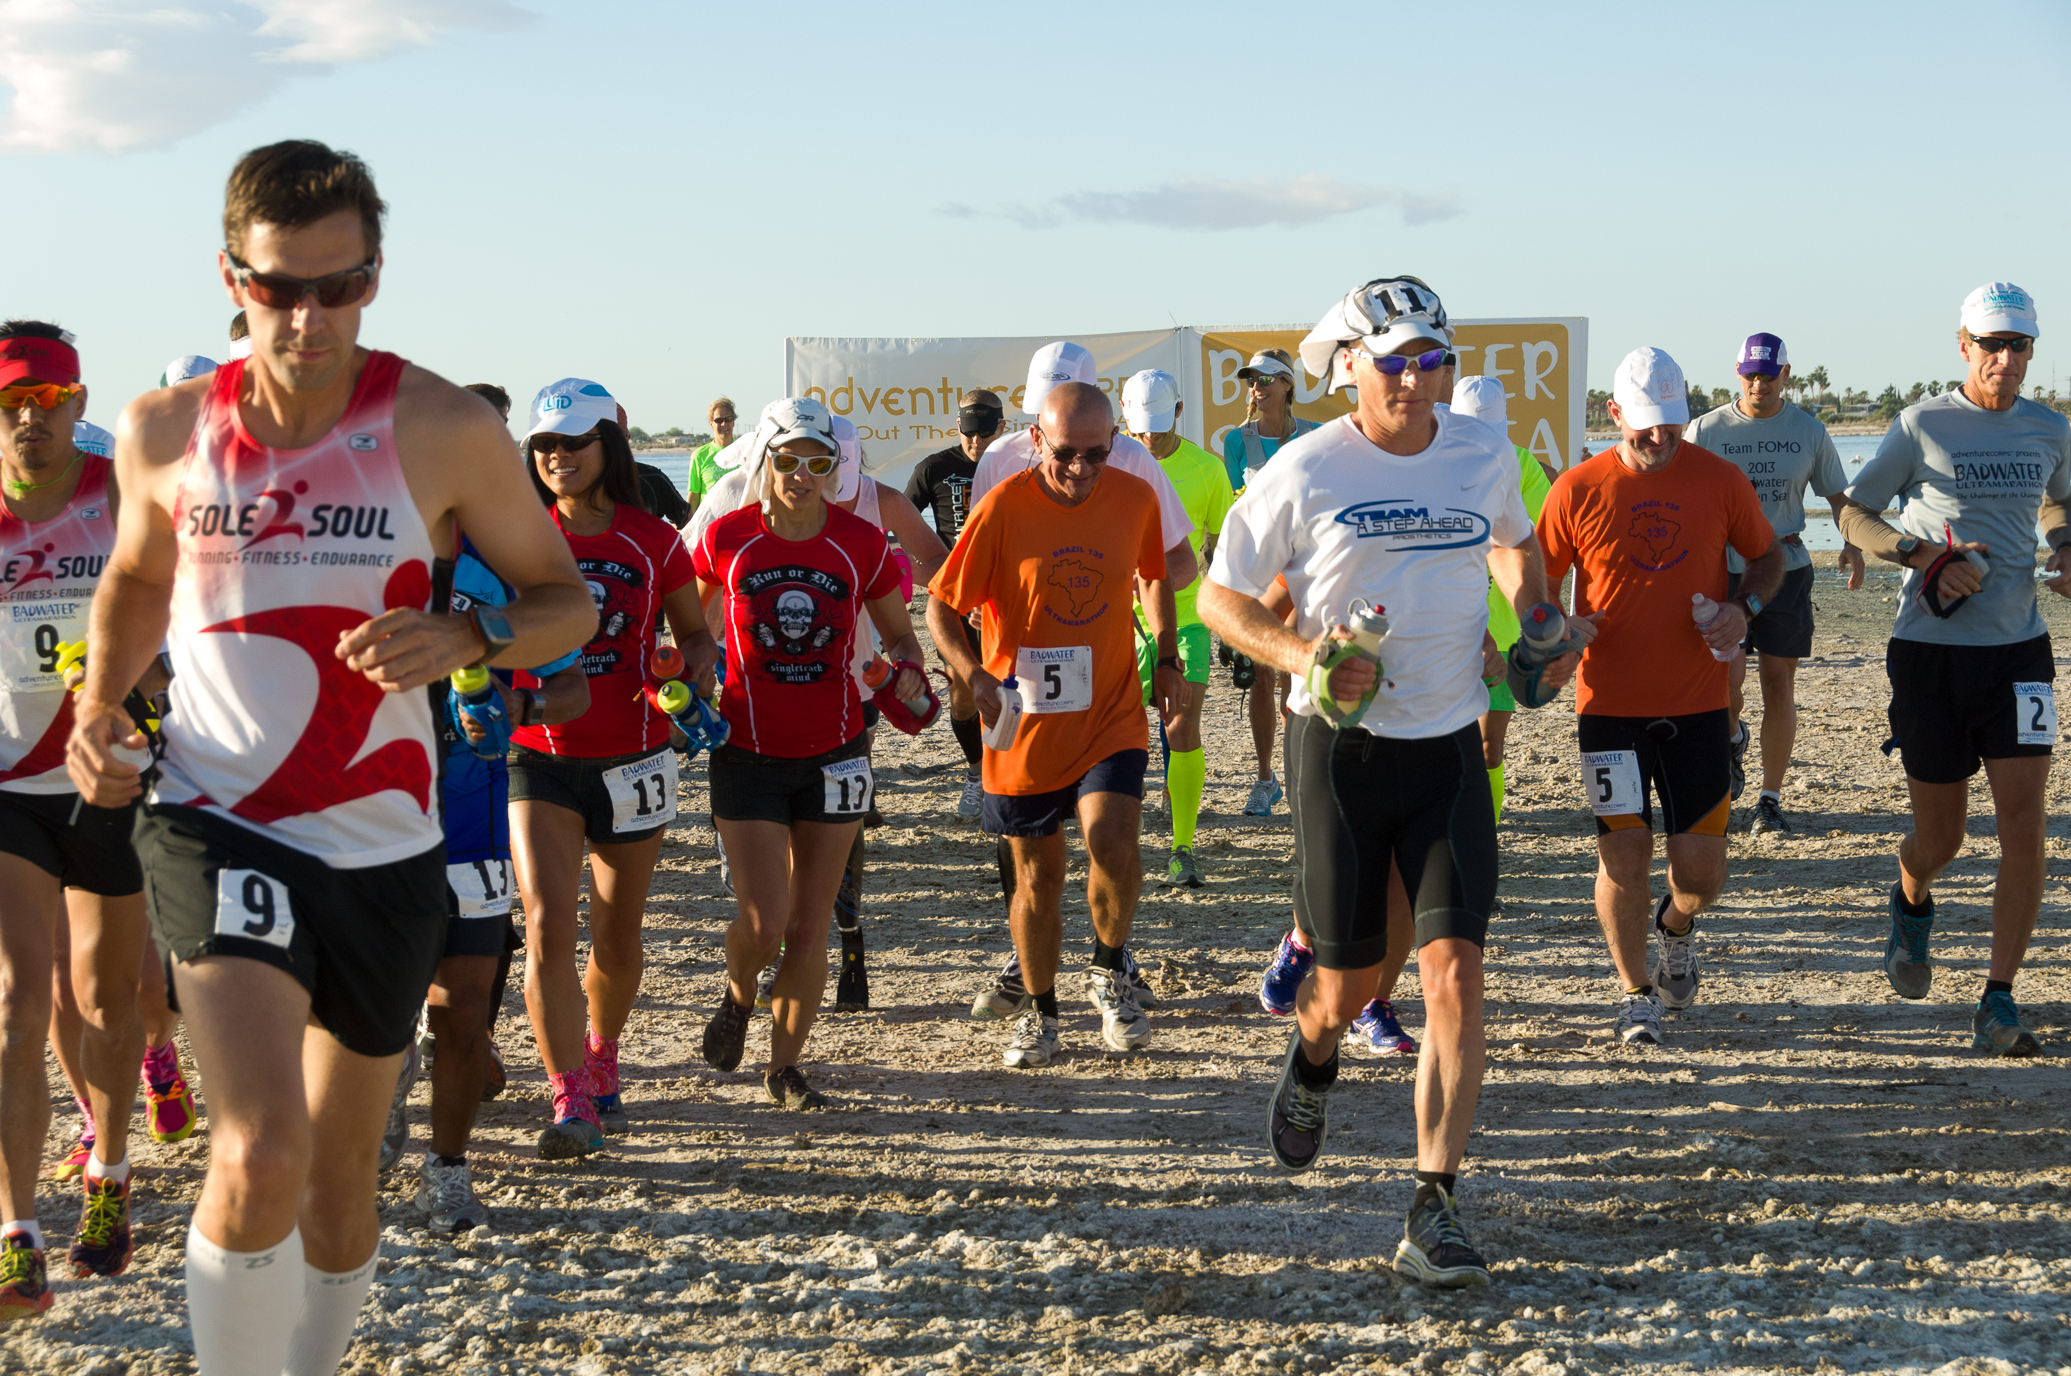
[983,674,1025,750]
[1690,594,1742,662]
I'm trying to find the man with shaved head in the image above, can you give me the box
[928,383,1178,1067]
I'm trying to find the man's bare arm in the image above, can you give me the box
[1162,538,1198,594]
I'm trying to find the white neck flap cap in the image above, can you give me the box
[1298,276,1451,395]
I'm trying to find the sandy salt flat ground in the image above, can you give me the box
[8,563,2071,1376]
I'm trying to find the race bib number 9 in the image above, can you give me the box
[1,600,90,693]
[1580,749,1643,817]
[823,756,874,816]
[1015,645,1093,715]
[2013,681,2057,746]
[214,868,295,951]
[447,858,513,918]
[602,750,679,834]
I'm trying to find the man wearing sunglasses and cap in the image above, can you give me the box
[1202,276,1586,1287]
[907,389,1007,819]
[1836,281,2071,1058]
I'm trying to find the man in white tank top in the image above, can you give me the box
[67,142,594,1376]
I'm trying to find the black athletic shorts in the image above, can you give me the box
[709,732,873,827]
[133,803,447,1058]
[983,748,1148,839]
[1885,635,2054,784]
[1287,715,1494,969]
[1729,562,1815,659]
[0,789,142,896]
[1576,710,1731,838]
[508,745,678,845]
[443,863,515,959]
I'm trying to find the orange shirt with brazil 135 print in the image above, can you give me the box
[1535,441,1773,717]
[929,466,1166,796]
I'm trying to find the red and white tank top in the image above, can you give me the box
[0,456,118,794]
[154,352,442,866]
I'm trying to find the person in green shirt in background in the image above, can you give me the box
[1450,376,1552,824]
[1125,370,1234,887]
[684,396,740,514]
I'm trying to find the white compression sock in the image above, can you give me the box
[185,1221,305,1376]
[284,1252,380,1376]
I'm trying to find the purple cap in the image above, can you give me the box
[1735,332,1789,377]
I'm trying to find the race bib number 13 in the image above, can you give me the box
[602,750,679,834]
[447,859,513,918]
[1015,645,1093,715]
[2013,681,2057,746]
[1580,749,1643,817]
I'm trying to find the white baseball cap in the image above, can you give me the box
[161,355,217,387]
[1961,281,2038,338]
[1022,341,1096,417]
[759,395,839,456]
[1612,347,1689,429]
[1451,376,1509,428]
[72,420,114,457]
[831,415,863,502]
[526,378,617,440]
[1298,276,1452,394]
[1236,350,1296,383]
[1121,369,1180,434]
[228,337,253,360]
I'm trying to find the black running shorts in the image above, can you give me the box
[0,789,142,896]
[1575,710,1731,838]
[134,802,447,1058]
[508,745,678,845]
[1885,634,2054,784]
[982,748,1148,839]
[1287,715,1495,970]
[1730,563,1815,659]
[709,732,874,827]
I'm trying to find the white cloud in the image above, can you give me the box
[941,175,1463,233]
[0,0,532,154]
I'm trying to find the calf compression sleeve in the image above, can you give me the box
[950,712,982,771]
[186,1221,306,1376]
[1488,764,1505,824]
[1169,748,1206,848]
[283,1251,379,1376]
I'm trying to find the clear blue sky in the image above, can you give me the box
[8,0,2071,433]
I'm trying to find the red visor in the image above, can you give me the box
[0,336,80,388]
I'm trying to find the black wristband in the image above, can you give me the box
[1157,655,1180,671]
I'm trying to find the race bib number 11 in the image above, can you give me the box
[1580,749,1643,817]
[2013,681,2057,746]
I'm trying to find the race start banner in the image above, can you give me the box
[786,320,1585,488]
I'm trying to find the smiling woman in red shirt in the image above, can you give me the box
[691,398,924,1111]
[505,378,718,1161]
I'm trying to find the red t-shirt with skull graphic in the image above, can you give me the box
[511,501,695,758]
[692,502,902,758]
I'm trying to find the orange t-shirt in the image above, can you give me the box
[1535,442,1773,717]
[928,466,1167,795]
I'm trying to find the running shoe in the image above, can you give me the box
[702,989,753,1072]
[1395,1184,1491,1288]
[1750,795,1794,835]
[1087,966,1151,1053]
[754,962,778,1010]
[378,1038,420,1174]
[481,1039,506,1102]
[970,952,1030,1021]
[1972,990,2041,1058]
[1266,1028,1331,1173]
[52,1132,93,1182]
[834,929,869,1012]
[1649,893,1700,1010]
[1884,883,1934,1000]
[1258,930,1314,1017]
[417,1156,488,1234]
[1616,991,1665,1047]
[1001,1010,1060,1069]
[0,1233,52,1322]
[1165,847,1204,888]
[1242,777,1283,817]
[536,1116,603,1161]
[956,777,983,821]
[764,1066,829,1110]
[143,1071,198,1145]
[1120,947,1159,1010]
[1351,999,1417,1056]
[1726,724,1749,802]
[68,1174,134,1278]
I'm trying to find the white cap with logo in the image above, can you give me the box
[526,378,617,440]
[1612,347,1689,429]
[1299,276,1452,394]
[161,355,218,387]
[1121,369,1180,434]
[1450,376,1509,429]
[1022,341,1096,417]
[1961,281,2038,338]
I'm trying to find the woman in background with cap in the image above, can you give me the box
[692,399,927,1110]
[508,378,719,1161]
[1221,349,1318,820]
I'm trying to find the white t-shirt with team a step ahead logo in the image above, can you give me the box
[1684,400,1848,574]
[1210,411,1533,739]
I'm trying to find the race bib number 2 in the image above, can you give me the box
[602,750,679,834]
[1015,645,1093,715]
[823,756,874,816]
[214,869,295,951]
[2013,681,2057,746]
[1580,749,1644,817]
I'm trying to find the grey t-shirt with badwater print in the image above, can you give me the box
[1685,400,1847,574]
[1846,390,2071,646]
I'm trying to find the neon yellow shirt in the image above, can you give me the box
[1147,437,1234,627]
[686,440,736,496]
[1487,444,1553,648]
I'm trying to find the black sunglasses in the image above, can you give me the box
[1034,427,1113,467]
[225,250,378,310]
[533,431,600,455]
[1970,335,2033,355]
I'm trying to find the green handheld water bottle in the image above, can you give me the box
[1307,599,1389,729]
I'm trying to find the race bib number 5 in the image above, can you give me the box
[1015,645,1093,715]
[823,756,874,816]
[215,869,295,951]
[1580,749,1643,817]
[447,858,513,918]
[602,750,679,834]
[2013,681,2057,746]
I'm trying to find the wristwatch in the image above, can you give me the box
[1894,534,1923,564]
[467,604,515,666]
[518,689,546,727]
[1737,591,1765,620]
[1157,655,1181,672]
